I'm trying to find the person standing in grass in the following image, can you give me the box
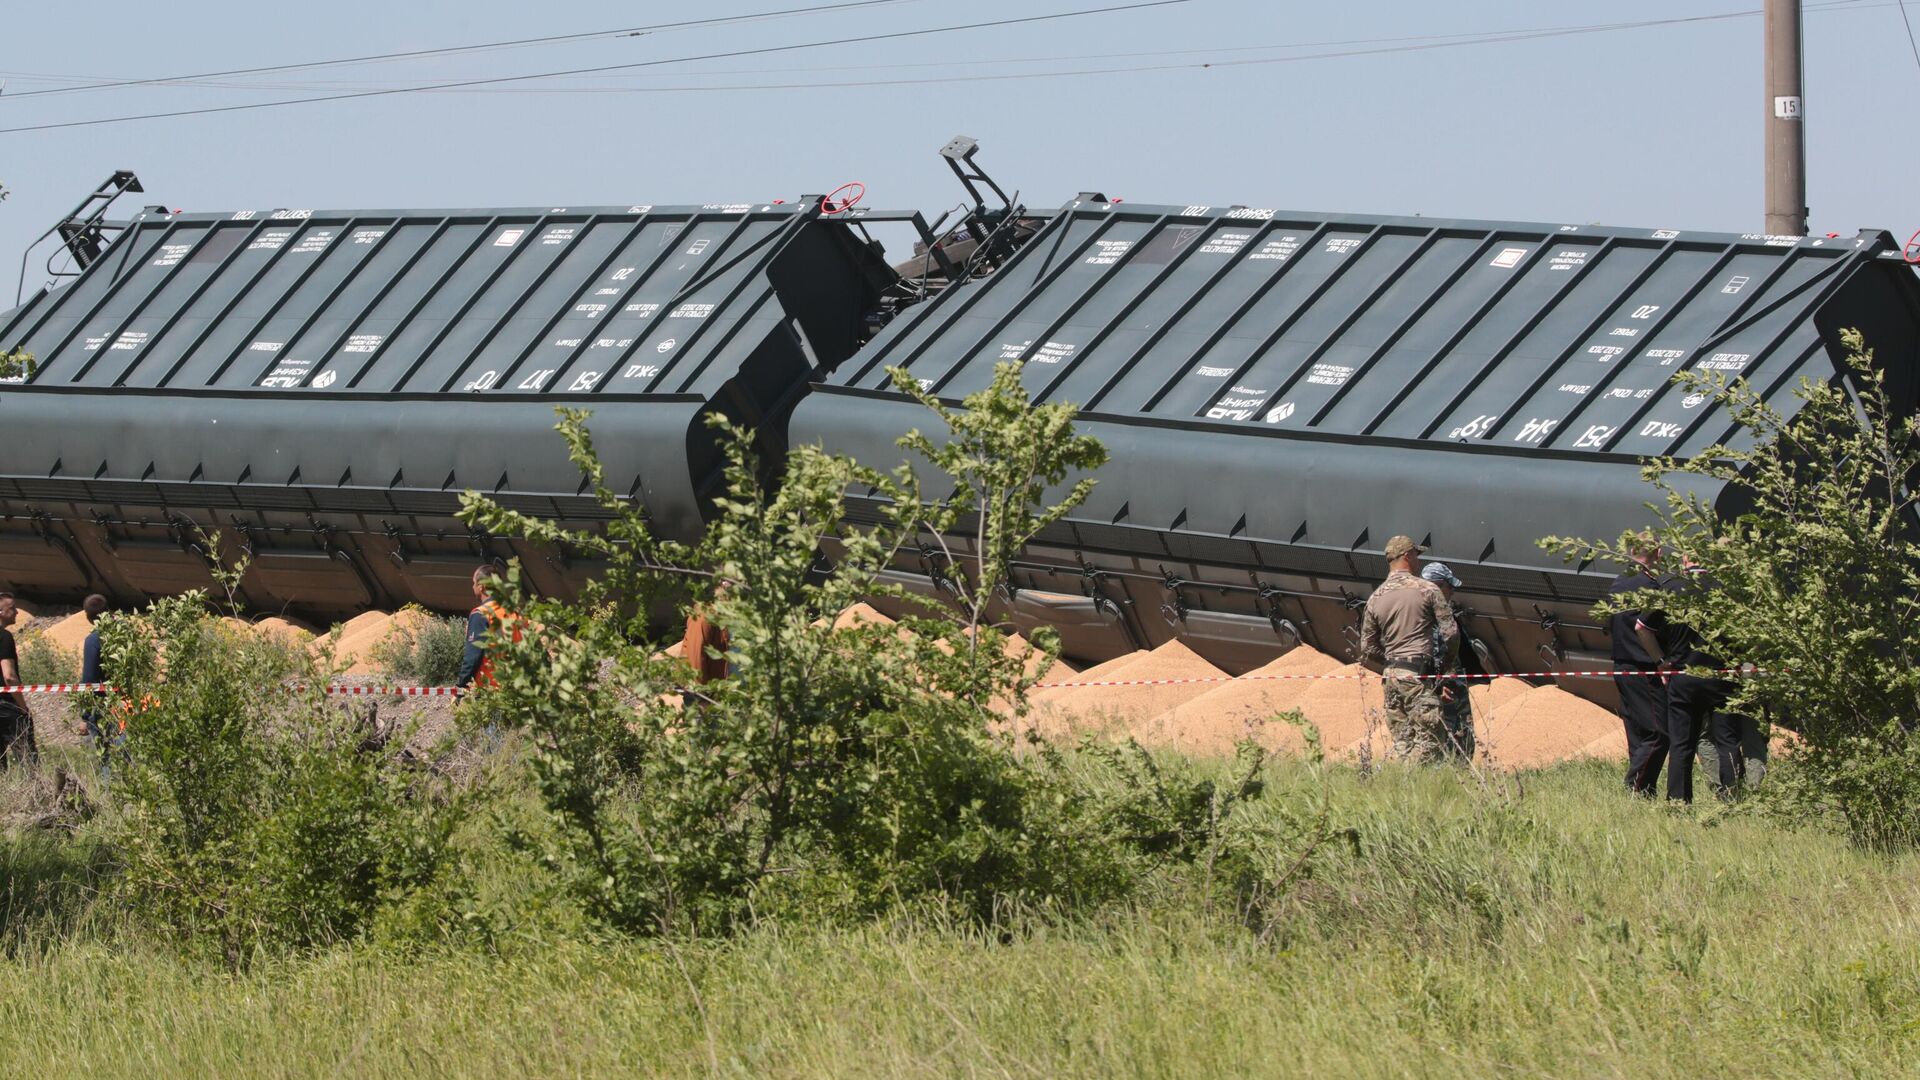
[1656,558,1748,803]
[77,593,120,776]
[1359,536,1458,763]
[1608,533,1672,796]
[0,592,37,768]
[680,579,732,692]
[457,566,523,690]
[1420,561,1475,761]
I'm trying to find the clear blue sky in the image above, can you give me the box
[4,0,1918,297]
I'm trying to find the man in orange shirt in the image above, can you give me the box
[457,566,523,689]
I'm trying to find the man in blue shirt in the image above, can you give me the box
[456,566,521,689]
[1420,561,1476,761]
[77,594,117,775]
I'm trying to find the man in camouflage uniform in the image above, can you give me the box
[1421,561,1475,761]
[1359,535,1459,763]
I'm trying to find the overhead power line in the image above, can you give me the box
[1899,1,1920,74]
[0,0,1190,135]
[4,1,1891,97]
[332,4,1897,97]
[0,0,926,101]
[0,0,1884,130]
[0,14,1850,95]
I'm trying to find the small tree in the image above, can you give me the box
[456,380,1111,930]
[101,581,461,960]
[456,364,1298,932]
[885,362,1108,709]
[1546,329,1920,847]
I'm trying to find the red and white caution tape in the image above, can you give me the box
[306,685,465,697]
[0,668,1780,696]
[0,682,466,697]
[1034,667,1778,690]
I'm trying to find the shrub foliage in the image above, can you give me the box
[1547,329,1920,848]
[371,607,469,687]
[457,363,1317,934]
[99,594,460,960]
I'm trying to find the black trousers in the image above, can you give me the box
[1614,666,1669,794]
[0,701,35,769]
[1667,674,1744,803]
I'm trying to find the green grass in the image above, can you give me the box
[1,760,1916,1078]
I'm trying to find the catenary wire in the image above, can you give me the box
[390,6,1899,95]
[0,1,1886,129]
[49,4,1883,100]
[0,0,927,101]
[1898,1,1920,74]
[0,0,1190,135]
[0,1,1886,96]
[0,18,1759,93]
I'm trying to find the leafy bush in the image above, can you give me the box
[98,594,463,961]
[1547,329,1920,848]
[0,346,32,381]
[371,606,469,686]
[457,363,1319,935]
[14,631,76,686]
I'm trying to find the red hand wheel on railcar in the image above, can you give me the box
[820,182,865,215]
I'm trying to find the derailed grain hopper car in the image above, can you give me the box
[0,199,893,618]
[792,199,1920,703]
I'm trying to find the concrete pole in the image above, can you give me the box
[1764,0,1808,235]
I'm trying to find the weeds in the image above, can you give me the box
[370,606,468,686]
[456,363,1316,936]
[1547,329,1920,848]
[2,763,1916,1077]
[98,595,463,962]
[15,630,77,686]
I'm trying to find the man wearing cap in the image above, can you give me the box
[1359,536,1459,763]
[1420,561,1475,760]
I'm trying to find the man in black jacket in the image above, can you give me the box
[1651,560,1747,803]
[0,593,35,769]
[1606,534,1670,795]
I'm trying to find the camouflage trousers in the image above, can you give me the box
[1438,679,1476,760]
[1382,675,1448,764]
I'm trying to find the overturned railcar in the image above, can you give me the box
[792,200,1920,703]
[0,200,893,617]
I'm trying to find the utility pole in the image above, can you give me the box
[1764,0,1808,235]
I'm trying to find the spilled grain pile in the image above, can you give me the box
[1035,649,1145,694]
[1027,640,1227,739]
[1473,681,1623,769]
[41,612,94,654]
[1138,644,1347,757]
[1003,631,1075,680]
[831,602,897,632]
[945,628,1076,681]
[315,611,400,674]
[251,616,316,644]
[1580,730,1630,761]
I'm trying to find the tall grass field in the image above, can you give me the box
[4,758,1914,1078]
